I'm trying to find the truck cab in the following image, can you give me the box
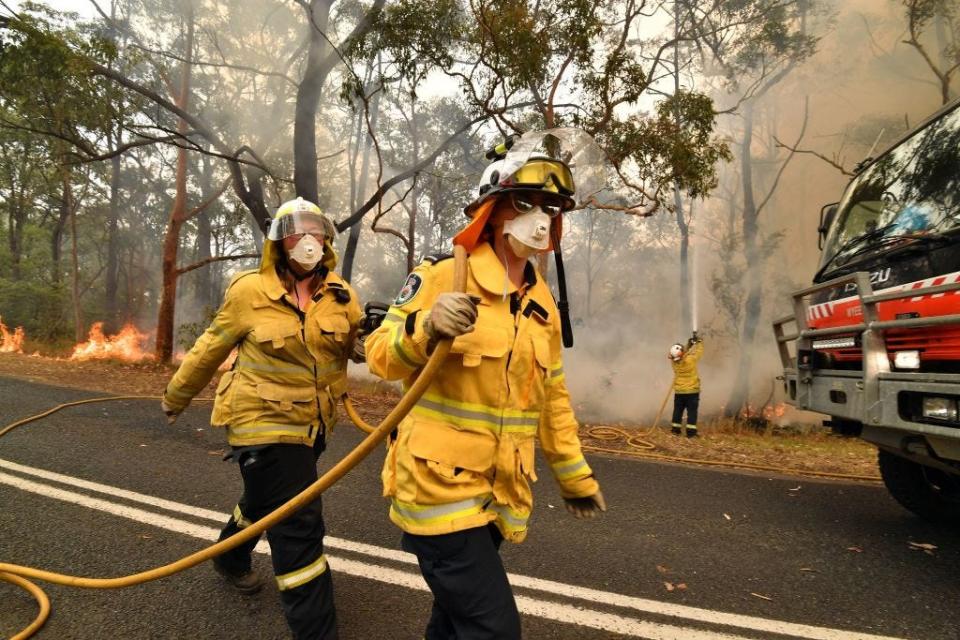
[774,98,960,523]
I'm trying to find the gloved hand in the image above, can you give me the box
[690,330,701,343]
[350,336,366,363]
[423,293,478,341]
[563,490,607,519]
[161,399,181,425]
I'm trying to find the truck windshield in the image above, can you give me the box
[820,103,960,276]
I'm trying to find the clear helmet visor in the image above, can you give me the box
[267,212,334,242]
[498,128,607,207]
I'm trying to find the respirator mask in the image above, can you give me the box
[287,234,324,272]
[503,207,551,259]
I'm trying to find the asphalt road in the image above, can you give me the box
[0,375,958,640]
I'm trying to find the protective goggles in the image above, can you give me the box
[504,158,575,198]
[509,192,565,218]
[267,212,331,242]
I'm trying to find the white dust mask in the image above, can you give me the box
[288,235,324,271]
[503,207,551,259]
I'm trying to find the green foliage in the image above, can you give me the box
[0,4,122,158]
[0,276,69,339]
[604,92,733,200]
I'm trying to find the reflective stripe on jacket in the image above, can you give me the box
[163,239,361,448]
[366,242,598,543]
[671,340,703,393]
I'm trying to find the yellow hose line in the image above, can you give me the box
[343,394,376,434]
[0,246,468,638]
[0,571,50,640]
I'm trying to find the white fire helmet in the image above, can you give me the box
[669,344,685,361]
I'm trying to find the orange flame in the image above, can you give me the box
[70,322,154,363]
[0,316,25,354]
[740,403,788,421]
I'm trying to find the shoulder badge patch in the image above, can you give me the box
[394,273,423,306]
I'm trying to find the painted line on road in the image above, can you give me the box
[0,470,750,640]
[0,458,908,640]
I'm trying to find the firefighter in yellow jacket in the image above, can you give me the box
[366,150,606,639]
[669,333,704,437]
[162,197,361,640]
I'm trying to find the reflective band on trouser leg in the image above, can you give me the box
[275,553,329,591]
[233,504,254,529]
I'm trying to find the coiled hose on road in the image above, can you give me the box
[0,247,468,640]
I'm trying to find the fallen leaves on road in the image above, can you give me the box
[664,582,675,592]
[847,546,863,553]
[799,567,817,572]
[789,485,802,491]
[723,513,731,520]
[908,541,937,555]
[656,564,670,575]
[750,592,773,601]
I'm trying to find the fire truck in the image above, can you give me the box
[774,97,960,523]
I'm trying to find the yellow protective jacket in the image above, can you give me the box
[366,242,598,543]
[163,238,361,448]
[672,340,704,393]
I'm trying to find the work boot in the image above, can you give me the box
[212,560,264,595]
[686,427,698,438]
[671,425,682,435]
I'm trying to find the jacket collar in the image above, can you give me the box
[470,242,537,297]
[262,263,332,302]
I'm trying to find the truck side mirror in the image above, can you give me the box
[818,203,839,250]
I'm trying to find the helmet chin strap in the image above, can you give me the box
[551,222,574,349]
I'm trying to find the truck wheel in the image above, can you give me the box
[878,450,960,524]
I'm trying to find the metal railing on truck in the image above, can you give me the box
[773,271,960,426]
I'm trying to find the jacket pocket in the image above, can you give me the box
[316,314,351,342]
[255,382,317,426]
[450,325,510,368]
[253,320,302,353]
[405,422,497,503]
[210,370,235,427]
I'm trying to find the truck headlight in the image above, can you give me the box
[894,350,920,370]
[922,397,958,422]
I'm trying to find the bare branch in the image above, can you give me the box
[177,253,260,276]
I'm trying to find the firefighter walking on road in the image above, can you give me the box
[162,197,361,640]
[670,333,704,437]
[366,139,606,640]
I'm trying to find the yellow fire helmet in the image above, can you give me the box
[262,197,338,271]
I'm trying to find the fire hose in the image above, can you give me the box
[0,246,467,640]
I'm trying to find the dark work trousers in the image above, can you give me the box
[672,392,700,428]
[216,443,338,640]
[401,523,521,640]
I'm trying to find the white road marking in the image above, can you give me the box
[0,471,745,640]
[0,459,908,640]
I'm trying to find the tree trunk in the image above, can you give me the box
[725,102,761,415]
[154,9,194,363]
[52,173,71,285]
[194,151,214,311]
[341,83,382,282]
[105,152,121,331]
[293,0,333,203]
[69,176,83,343]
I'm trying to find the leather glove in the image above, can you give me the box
[564,490,607,519]
[423,293,478,341]
[350,336,366,363]
[161,399,181,425]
